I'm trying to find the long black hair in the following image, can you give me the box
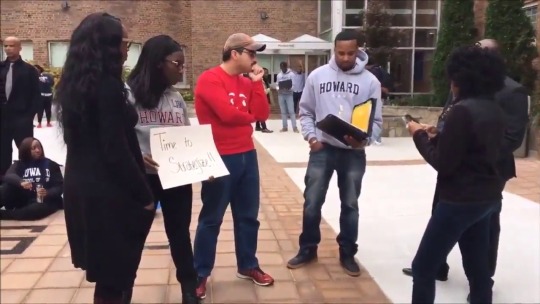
[127,35,183,109]
[18,137,45,163]
[54,12,125,143]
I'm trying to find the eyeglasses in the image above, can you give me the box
[122,38,132,50]
[167,60,185,71]
[235,48,256,59]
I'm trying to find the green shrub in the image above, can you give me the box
[431,0,476,106]
[180,90,194,103]
[485,0,538,93]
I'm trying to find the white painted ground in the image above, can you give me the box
[252,119,423,162]
[286,166,540,304]
[16,119,540,303]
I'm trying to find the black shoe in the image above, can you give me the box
[466,293,470,303]
[340,256,361,277]
[287,249,317,269]
[182,292,201,304]
[401,267,448,281]
[255,127,262,131]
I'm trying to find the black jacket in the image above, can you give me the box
[414,98,507,203]
[0,57,40,118]
[63,77,154,288]
[441,77,529,181]
[4,158,64,202]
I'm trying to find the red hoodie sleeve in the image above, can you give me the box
[249,80,270,121]
[196,72,256,125]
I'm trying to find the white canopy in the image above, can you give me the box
[252,33,332,55]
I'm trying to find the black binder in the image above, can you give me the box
[316,114,369,146]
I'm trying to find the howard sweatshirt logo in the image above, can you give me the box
[139,108,185,125]
[22,167,51,183]
[319,81,361,95]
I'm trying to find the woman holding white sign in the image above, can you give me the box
[126,35,199,304]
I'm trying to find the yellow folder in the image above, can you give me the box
[351,98,376,134]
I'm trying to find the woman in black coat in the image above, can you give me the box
[406,46,507,303]
[54,13,155,304]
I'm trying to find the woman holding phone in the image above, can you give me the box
[406,46,507,303]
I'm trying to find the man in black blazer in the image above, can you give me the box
[402,39,530,282]
[0,37,41,183]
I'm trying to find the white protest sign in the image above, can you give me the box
[150,125,229,189]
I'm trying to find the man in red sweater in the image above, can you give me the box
[193,33,272,299]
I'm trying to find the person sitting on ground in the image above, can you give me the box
[0,137,63,220]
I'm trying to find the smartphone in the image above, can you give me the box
[402,114,419,124]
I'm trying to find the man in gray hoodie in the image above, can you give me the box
[287,30,382,276]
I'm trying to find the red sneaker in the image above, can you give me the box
[46,122,52,127]
[237,267,274,286]
[196,276,207,299]
[37,123,42,128]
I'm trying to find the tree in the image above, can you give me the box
[485,0,538,93]
[356,1,401,69]
[431,0,476,106]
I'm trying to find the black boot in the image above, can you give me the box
[182,292,201,304]
[401,267,448,281]
[340,255,360,277]
[181,280,201,304]
[287,248,317,269]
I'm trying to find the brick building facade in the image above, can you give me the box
[0,0,317,88]
[1,0,538,91]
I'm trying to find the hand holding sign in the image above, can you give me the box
[150,125,229,189]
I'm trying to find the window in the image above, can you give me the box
[319,0,332,33]
[124,43,142,69]
[415,29,437,47]
[48,42,69,68]
[1,41,34,61]
[416,0,438,27]
[524,5,537,31]
[343,0,366,27]
[320,30,333,42]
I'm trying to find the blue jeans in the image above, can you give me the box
[193,150,260,277]
[278,93,297,129]
[412,200,501,304]
[299,144,366,256]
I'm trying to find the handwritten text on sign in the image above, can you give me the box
[150,125,229,189]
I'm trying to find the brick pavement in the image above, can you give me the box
[0,143,390,304]
[505,158,540,203]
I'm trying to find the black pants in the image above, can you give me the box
[255,121,267,130]
[0,183,61,220]
[412,199,500,303]
[293,92,302,114]
[37,95,53,124]
[0,107,33,180]
[146,174,197,294]
[433,183,503,278]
